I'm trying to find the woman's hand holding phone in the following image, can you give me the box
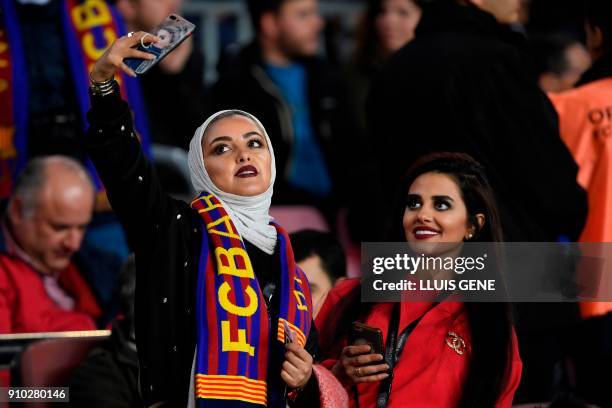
[333,345,390,384]
[281,321,313,389]
[282,342,313,389]
[91,31,158,82]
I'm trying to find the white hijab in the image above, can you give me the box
[187,110,277,254]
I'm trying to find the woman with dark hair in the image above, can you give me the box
[346,0,422,134]
[316,153,522,407]
[356,0,422,67]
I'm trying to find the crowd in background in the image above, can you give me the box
[1,0,612,406]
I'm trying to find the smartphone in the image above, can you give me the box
[283,320,295,344]
[348,322,384,356]
[124,14,196,75]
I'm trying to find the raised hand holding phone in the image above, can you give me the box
[90,31,159,82]
[90,14,195,83]
[124,14,195,75]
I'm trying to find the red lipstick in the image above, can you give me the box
[413,226,441,240]
[235,165,258,178]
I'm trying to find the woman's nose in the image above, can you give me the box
[416,208,433,223]
[237,149,251,162]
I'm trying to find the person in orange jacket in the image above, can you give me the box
[549,1,612,248]
[548,1,612,406]
[316,153,522,407]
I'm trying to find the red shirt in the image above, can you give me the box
[0,253,100,334]
[316,279,522,408]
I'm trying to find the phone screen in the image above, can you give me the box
[349,322,384,356]
[124,14,196,75]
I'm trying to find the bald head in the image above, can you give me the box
[8,156,95,275]
[12,156,94,219]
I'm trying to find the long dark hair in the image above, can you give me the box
[354,0,386,73]
[319,152,513,407]
[405,153,512,408]
[354,0,422,73]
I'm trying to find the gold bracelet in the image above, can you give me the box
[89,73,118,96]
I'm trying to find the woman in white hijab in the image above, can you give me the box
[86,31,325,408]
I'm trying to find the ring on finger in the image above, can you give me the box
[355,367,362,377]
[127,31,134,38]
[141,33,151,49]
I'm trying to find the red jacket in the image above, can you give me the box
[315,279,522,408]
[0,253,100,334]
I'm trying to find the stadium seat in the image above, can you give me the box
[270,206,329,233]
[152,144,196,202]
[335,208,361,278]
[16,336,108,407]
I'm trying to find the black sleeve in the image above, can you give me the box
[459,56,588,240]
[84,88,186,247]
[68,348,139,408]
[289,320,321,408]
[305,319,319,360]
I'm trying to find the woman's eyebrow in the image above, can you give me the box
[208,135,232,145]
[208,132,263,146]
[243,131,263,139]
[432,195,454,202]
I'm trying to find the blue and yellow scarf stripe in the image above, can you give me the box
[191,193,312,406]
[0,0,151,199]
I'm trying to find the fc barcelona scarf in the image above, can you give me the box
[0,0,151,199]
[191,193,313,407]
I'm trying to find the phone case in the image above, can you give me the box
[124,14,196,75]
[349,321,384,356]
[283,320,295,344]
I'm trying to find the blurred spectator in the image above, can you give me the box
[526,0,585,40]
[0,156,102,333]
[368,0,586,242]
[517,0,531,27]
[209,0,356,221]
[115,0,207,150]
[548,1,612,405]
[347,0,422,135]
[549,0,612,245]
[69,255,142,408]
[530,33,591,93]
[0,0,151,264]
[0,0,86,178]
[345,0,422,243]
[367,0,588,403]
[290,229,346,316]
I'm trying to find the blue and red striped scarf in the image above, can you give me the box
[191,192,313,407]
[0,0,151,199]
